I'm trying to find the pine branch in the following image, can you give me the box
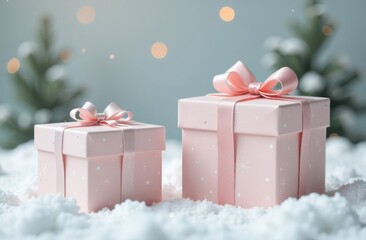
[320,56,345,76]
[338,71,360,87]
[56,87,85,107]
[2,15,84,149]
[11,73,40,108]
[39,16,53,54]
[263,0,366,142]
[0,116,21,132]
[0,131,33,149]
[288,21,306,39]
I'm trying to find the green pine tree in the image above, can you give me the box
[263,0,365,143]
[0,16,84,149]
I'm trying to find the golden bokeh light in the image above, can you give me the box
[60,49,72,62]
[151,42,168,59]
[7,58,20,74]
[77,6,96,25]
[219,6,235,22]
[329,133,339,138]
[322,25,333,36]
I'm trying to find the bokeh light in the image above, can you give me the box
[219,6,235,22]
[7,58,20,74]
[60,49,72,62]
[77,6,96,25]
[329,133,339,138]
[109,54,115,60]
[81,48,87,53]
[151,42,168,59]
[322,25,333,36]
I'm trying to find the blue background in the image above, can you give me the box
[0,0,365,140]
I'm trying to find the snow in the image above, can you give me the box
[45,65,68,82]
[16,112,33,129]
[299,71,325,93]
[1,138,366,239]
[335,55,351,68]
[263,36,282,50]
[34,109,52,124]
[335,107,356,130]
[17,42,38,59]
[261,53,277,68]
[264,36,308,56]
[0,105,11,123]
[278,37,308,55]
[306,4,327,18]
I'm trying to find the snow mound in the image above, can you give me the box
[251,193,361,240]
[0,196,80,236]
[0,138,366,239]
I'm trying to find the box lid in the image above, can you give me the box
[178,95,329,136]
[34,122,165,158]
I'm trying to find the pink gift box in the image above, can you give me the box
[34,122,165,212]
[178,95,330,208]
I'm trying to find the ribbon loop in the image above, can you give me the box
[70,102,133,126]
[213,61,298,97]
[213,61,256,95]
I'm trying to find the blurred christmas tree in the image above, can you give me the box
[262,0,365,142]
[0,16,84,149]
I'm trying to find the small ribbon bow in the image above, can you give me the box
[70,102,133,126]
[213,61,298,97]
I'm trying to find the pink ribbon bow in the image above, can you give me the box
[212,61,305,206]
[213,61,298,97]
[70,102,133,126]
[55,101,134,197]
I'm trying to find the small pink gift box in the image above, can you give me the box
[178,61,330,208]
[34,103,165,212]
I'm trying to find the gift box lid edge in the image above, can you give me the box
[178,95,330,136]
[34,122,165,157]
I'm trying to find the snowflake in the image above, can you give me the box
[239,159,251,173]
[193,158,200,165]
[279,172,288,191]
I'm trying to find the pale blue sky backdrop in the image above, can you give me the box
[1,0,365,139]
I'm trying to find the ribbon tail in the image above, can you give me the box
[55,127,66,196]
[265,96,312,197]
[120,127,136,201]
[217,99,237,205]
[217,95,260,205]
[297,100,311,197]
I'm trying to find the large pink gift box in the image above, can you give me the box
[178,61,330,208]
[34,109,165,212]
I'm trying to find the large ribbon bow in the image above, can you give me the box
[210,61,311,206]
[213,61,298,96]
[70,102,133,126]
